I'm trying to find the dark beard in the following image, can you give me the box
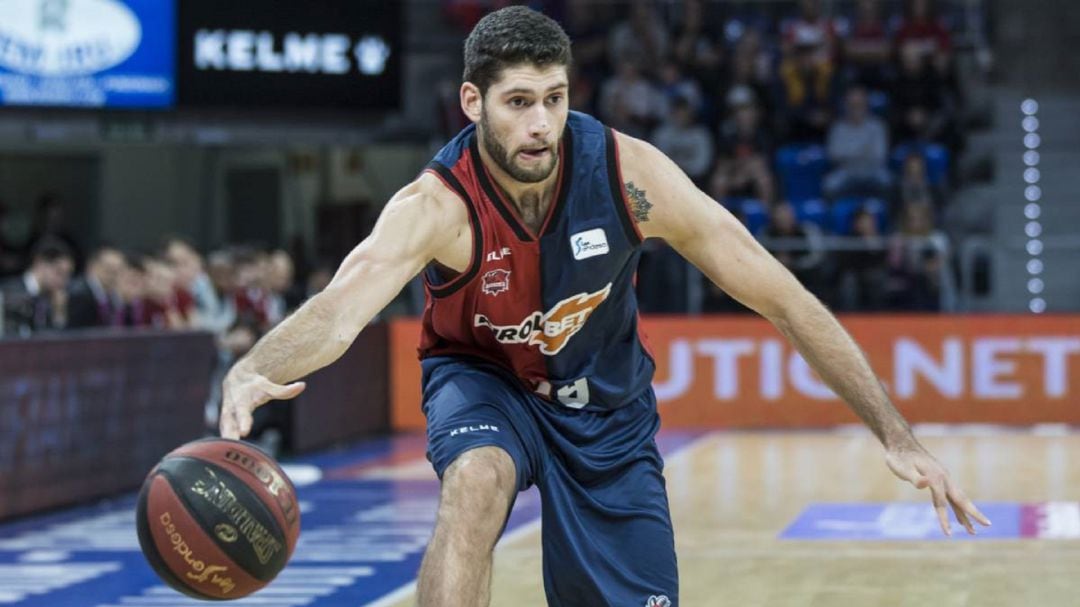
[479,111,558,184]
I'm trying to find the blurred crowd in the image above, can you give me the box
[0,235,325,339]
[443,0,983,312]
[0,228,336,452]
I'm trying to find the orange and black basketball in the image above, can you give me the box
[135,438,301,600]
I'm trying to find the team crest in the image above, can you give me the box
[645,596,671,607]
[481,269,511,296]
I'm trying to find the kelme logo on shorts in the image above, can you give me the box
[474,283,612,355]
[646,595,671,607]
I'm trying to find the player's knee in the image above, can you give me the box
[440,446,516,519]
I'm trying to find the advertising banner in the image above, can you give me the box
[390,315,1080,430]
[177,0,401,110]
[0,0,175,108]
[0,330,214,520]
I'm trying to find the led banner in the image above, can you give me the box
[0,330,214,520]
[0,0,175,108]
[177,0,401,110]
[389,315,1080,429]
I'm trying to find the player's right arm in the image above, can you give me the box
[219,172,469,439]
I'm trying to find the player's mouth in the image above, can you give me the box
[518,146,551,161]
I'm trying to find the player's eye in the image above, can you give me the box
[547,95,563,105]
[510,97,529,108]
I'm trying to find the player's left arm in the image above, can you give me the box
[614,131,990,535]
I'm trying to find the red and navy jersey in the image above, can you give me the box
[419,111,654,411]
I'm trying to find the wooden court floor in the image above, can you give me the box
[389,428,1080,606]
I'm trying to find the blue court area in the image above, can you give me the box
[0,431,704,607]
[782,501,1080,541]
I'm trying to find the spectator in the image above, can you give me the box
[607,0,669,76]
[836,209,889,310]
[144,257,193,330]
[897,151,946,211]
[233,248,271,330]
[266,249,298,324]
[887,200,947,310]
[116,254,149,327]
[824,85,892,199]
[163,236,219,327]
[67,245,126,329]
[709,86,776,203]
[761,201,825,289]
[657,60,705,119]
[1,238,74,336]
[895,0,952,75]
[891,43,956,148]
[201,250,240,335]
[777,29,837,142]
[844,0,893,89]
[651,96,714,185]
[781,0,838,66]
[670,0,725,91]
[598,60,667,139]
[726,29,774,122]
[24,194,83,270]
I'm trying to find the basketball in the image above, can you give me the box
[135,438,301,600]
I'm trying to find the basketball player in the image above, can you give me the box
[220,7,989,606]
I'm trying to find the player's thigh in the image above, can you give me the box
[539,443,677,607]
[421,357,543,493]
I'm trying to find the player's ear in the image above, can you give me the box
[460,82,483,124]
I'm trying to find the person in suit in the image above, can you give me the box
[67,245,127,329]
[1,238,74,337]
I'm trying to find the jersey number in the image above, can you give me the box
[556,377,590,409]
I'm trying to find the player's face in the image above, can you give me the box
[479,64,569,184]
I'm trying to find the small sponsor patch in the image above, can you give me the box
[449,424,500,437]
[570,228,609,260]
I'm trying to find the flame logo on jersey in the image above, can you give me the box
[474,283,612,355]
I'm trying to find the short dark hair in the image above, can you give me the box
[463,6,572,96]
[30,237,73,264]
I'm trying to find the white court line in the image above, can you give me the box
[360,433,715,607]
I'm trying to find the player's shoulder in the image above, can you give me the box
[609,129,674,185]
[390,170,470,225]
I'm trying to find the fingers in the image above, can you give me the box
[265,381,306,400]
[928,476,951,536]
[220,378,305,441]
[946,481,992,530]
[235,404,255,438]
[950,498,975,535]
[219,406,239,440]
[945,480,975,535]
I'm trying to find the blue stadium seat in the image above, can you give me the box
[793,198,828,229]
[776,144,827,202]
[830,197,889,234]
[891,142,949,187]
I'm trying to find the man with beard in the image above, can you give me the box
[218,7,989,606]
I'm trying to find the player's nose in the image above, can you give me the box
[527,106,550,139]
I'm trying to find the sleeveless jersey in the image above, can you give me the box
[419,111,654,411]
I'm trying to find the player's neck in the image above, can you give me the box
[478,143,560,219]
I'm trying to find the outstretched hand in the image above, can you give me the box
[219,366,306,440]
[885,447,992,536]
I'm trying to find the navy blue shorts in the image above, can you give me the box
[421,356,678,607]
